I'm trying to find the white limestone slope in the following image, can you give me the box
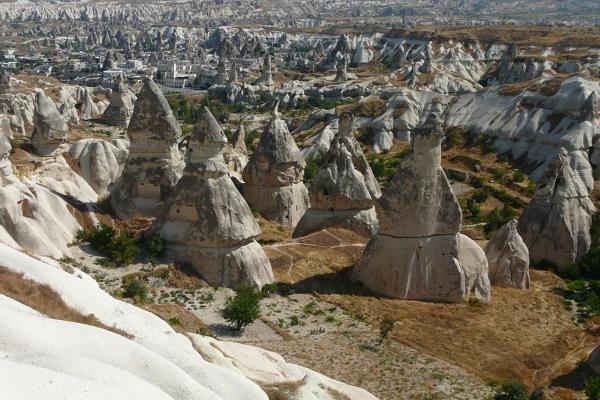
[446,76,600,179]
[0,243,378,400]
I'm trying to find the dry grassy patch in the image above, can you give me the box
[321,270,595,391]
[256,216,294,245]
[143,303,212,335]
[0,266,132,339]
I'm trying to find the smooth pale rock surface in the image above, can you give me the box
[243,104,309,226]
[485,219,530,289]
[149,107,274,288]
[518,148,596,269]
[0,124,79,258]
[69,138,128,197]
[0,243,378,400]
[0,176,80,259]
[111,78,184,219]
[30,91,68,155]
[0,114,12,177]
[377,118,461,238]
[353,113,490,303]
[338,112,382,200]
[458,234,492,301]
[78,87,99,120]
[223,124,249,181]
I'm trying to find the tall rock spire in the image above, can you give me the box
[293,114,380,238]
[31,90,68,155]
[102,74,134,127]
[242,102,309,226]
[149,107,274,288]
[110,78,184,219]
[353,112,491,303]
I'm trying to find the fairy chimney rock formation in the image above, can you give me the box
[223,124,249,180]
[31,91,69,155]
[353,113,491,303]
[0,68,12,93]
[338,112,382,200]
[102,75,134,127]
[518,148,596,269]
[110,78,184,219]
[335,55,348,82]
[294,113,380,238]
[255,53,274,87]
[0,115,12,178]
[216,56,227,85]
[485,219,530,289]
[149,107,274,288]
[242,102,309,226]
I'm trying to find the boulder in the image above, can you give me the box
[110,78,184,219]
[485,219,530,289]
[149,107,274,288]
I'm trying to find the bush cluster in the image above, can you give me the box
[490,380,529,400]
[75,224,138,267]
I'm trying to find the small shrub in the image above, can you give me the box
[467,297,482,310]
[470,175,484,188]
[471,189,489,204]
[524,181,537,196]
[168,317,182,326]
[370,158,386,178]
[303,152,325,184]
[146,235,166,259]
[586,376,600,400]
[513,171,525,183]
[379,318,394,345]
[358,97,386,118]
[348,310,366,322]
[122,277,147,304]
[245,129,261,152]
[491,167,507,181]
[492,380,529,400]
[223,283,262,331]
[444,130,461,148]
[467,198,481,218]
[260,283,278,297]
[289,315,301,326]
[303,300,324,316]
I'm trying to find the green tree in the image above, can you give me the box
[223,283,262,331]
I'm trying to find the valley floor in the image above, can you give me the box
[70,226,597,400]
